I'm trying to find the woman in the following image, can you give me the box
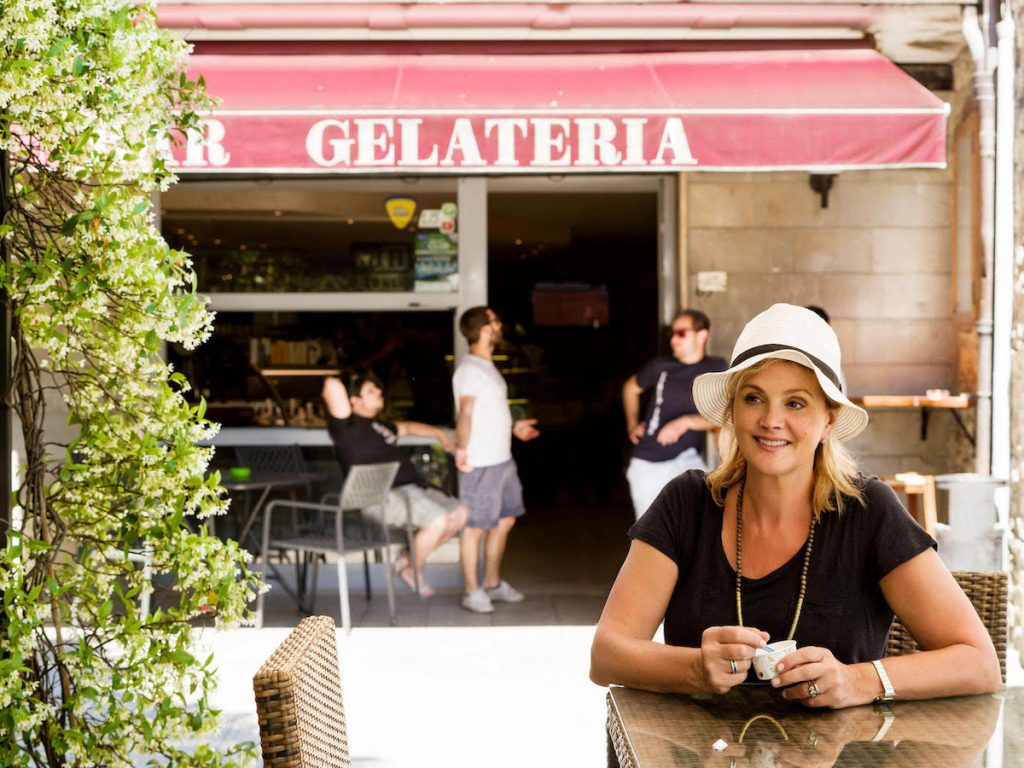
[591,304,1001,708]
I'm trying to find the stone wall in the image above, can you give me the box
[684,161,974,476]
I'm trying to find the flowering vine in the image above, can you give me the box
[1,0,261,764]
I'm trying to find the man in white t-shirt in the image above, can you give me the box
[453,306,540,614]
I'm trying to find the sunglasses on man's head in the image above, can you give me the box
[671,328,695,339]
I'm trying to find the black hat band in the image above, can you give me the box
[730,344,841,391]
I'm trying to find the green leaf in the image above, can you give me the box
[167,650,195,665]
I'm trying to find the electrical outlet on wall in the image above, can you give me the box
[696,271,727,293]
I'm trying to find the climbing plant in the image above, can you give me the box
[0,0,261,764]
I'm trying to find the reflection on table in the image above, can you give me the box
[607,684,1019,768]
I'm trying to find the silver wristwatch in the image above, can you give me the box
[872,659,896,702]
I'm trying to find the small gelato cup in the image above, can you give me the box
[752,640,797,681]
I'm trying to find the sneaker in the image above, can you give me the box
[485,580,525,603]
[461,588,494,614]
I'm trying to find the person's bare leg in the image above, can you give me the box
[483,516,516,589]
[404,507,468,596]
[461,526,484,593]
[396,519,442,597]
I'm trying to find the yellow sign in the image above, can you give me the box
[385,196,417,229]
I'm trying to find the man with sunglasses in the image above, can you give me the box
[622,309,725,519]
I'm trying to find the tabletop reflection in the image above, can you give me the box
[608,684,1018,768]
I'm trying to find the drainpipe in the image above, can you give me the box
[0,148,9,536]
[963,6,995,475]
[991,8,1015,485]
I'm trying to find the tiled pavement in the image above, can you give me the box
[181,500,1024,767]
[196,505,633,767]
[257,503,632,629]
[201,624,608,768]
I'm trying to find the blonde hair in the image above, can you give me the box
[706,359,864,518]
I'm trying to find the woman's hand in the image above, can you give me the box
[771,646,875,709]
[699,626,769,694]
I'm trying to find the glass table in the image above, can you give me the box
[607,684,1021,767]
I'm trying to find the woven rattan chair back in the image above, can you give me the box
[338,462,399,513]
[253,615,351,768]
[236,445,308,475]
[886,570,1007,682]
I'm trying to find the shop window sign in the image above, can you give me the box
[414,232,458,293]
[351,243,414,292]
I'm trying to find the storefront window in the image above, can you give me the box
[161,181,459,293]
[168,310,455,428]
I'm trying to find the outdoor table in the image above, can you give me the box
[220,471,329,546]
[606,683,1021,767]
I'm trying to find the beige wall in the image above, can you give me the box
[684,166,975,476]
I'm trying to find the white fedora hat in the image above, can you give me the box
[692,303,868,442]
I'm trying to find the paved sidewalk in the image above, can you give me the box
[193,623,1024,767]
[200,624,607,767]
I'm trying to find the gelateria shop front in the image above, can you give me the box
[161,49,947,506]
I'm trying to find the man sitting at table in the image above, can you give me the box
[322,372,468,597]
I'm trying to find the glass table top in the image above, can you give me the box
[608,684,1022,767]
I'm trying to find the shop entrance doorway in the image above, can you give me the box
[486,180,663,598]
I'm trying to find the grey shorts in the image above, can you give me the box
[376,484,461,528]
[458,458,525,530]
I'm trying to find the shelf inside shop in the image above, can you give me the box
[258,368,341,377]
[204,292,460,313]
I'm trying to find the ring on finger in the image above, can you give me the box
[807,680,820,699]
[730,659,739,674]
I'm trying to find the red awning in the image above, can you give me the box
[173,49,947,174]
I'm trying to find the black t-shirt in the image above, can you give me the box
[326,414,424,488]
[632,356,727,462]
[629,470,936,664]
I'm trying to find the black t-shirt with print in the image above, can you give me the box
[632,355,727,462]
[629,470,936,664]
[326,413,424,488]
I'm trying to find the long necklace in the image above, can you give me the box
[734,477,815,641]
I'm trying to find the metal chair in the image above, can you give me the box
[235,444,309,475]
[255,461,401,633]
[253,615,350,768]
[887,569,1008,681]
[318,483,421,598]
[232,443,315,546]
[234,444,315,509]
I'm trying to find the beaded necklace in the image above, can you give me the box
[734,477,815,641]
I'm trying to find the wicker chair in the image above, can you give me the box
[255,461,401,632]
[886,570,1008,682]
[253,615,351,768]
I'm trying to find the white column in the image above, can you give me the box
[657,175,679,325]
